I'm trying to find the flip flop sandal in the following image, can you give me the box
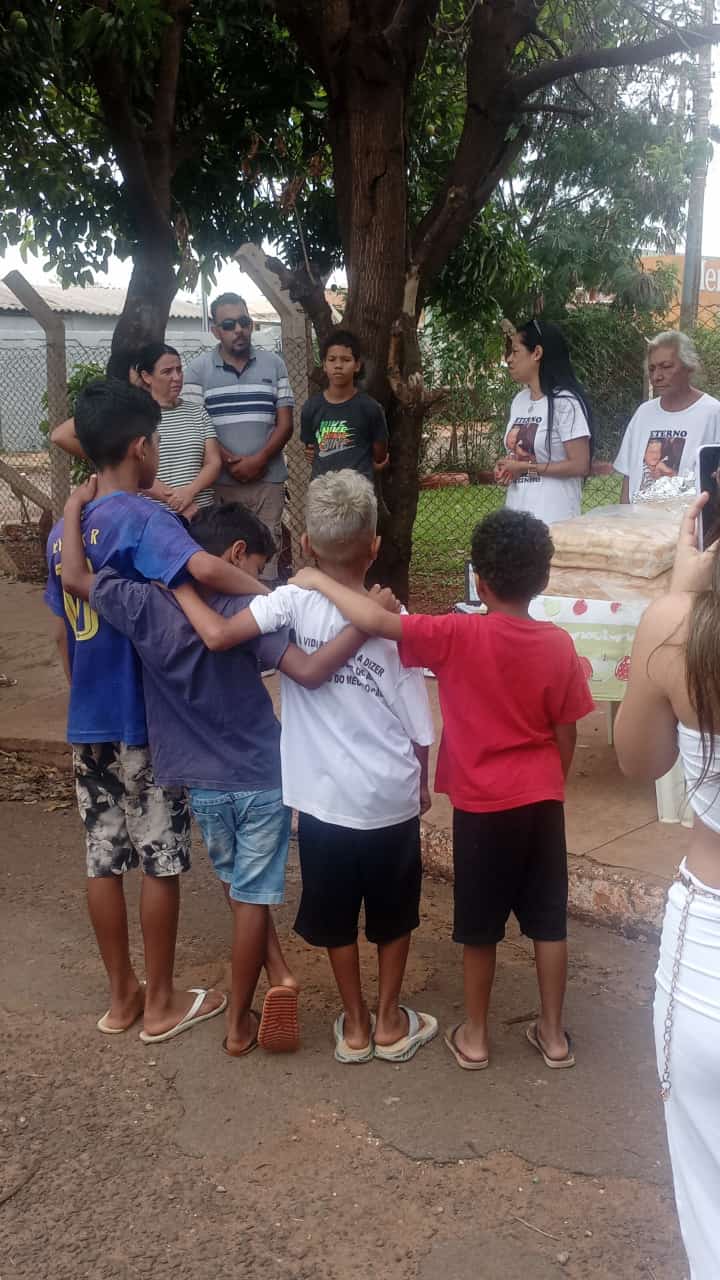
[333,1012,376,1064]
[138,988,228,1044]
[223,1010,260,1058]
[258,986,300,1053]
[97,1008,143,1035]
[526,1021,575,1069]
[374,1006,438,1063]
[96,981,146,1035]
[443,1024,489,1071]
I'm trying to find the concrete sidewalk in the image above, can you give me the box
[0,578,687,934]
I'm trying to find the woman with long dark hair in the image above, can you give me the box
[495,319,593,524]
[615,496,720,1278]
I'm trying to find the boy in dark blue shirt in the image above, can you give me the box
[46,380,266,1045]
[60,495,377,1057]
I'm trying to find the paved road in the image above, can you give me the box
[1,794,685,1280]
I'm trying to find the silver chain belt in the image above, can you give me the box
[660,869,720,1101]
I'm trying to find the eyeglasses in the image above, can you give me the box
[217,317,252,331]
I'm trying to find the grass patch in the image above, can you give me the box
[410,474,623,609]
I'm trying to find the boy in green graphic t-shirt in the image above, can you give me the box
[301,329,389,481]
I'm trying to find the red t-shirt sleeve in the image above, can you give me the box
[548,634,595,724]
[398,612,455,671]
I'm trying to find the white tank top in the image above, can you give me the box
[678,723,720,833]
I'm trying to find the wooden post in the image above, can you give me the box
[233,244,312,569]
[2,270,70,517]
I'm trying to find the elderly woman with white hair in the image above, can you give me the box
[615,331,720,503]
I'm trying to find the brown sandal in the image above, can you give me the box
[222,1009,260,1058]
[258,986,300,1053]
[443,1024,489,1071]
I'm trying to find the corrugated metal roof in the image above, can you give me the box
[0,280,282,323]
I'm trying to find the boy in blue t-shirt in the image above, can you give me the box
[45,379,264,1045]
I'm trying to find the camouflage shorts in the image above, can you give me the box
[72,742,191,879]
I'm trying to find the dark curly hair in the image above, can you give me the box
[470,508,554,602]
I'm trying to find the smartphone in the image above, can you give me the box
[697,444,720,550]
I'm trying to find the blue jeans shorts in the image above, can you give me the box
[189,787,291,904]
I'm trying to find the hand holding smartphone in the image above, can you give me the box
[697,444,720,550]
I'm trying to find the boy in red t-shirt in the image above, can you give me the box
[290,508,593,1071]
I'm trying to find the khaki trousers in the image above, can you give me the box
[212,480,286,582]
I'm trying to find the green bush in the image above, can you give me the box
[40,359,106,483]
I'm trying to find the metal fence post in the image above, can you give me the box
[2,270,70,517]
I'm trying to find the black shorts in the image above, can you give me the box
[294,812,422,949]
[452,801,567,946]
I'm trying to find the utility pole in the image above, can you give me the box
[680,0,714,330]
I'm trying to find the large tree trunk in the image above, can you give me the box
[106,241,177,378]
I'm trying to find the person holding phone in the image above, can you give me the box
[615,332,720,502]
[614,495,720,1277]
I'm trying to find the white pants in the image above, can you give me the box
[654,863,720,1279]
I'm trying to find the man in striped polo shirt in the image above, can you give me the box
[184,293,294,582]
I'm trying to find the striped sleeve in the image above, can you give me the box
[182,353,206,408]
[200,407,216,440]
[275,356,295,408]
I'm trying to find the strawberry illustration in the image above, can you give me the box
[572,599,588,615]
[578,655,593,680]
[615,655,631,681]
[610,602,622,614]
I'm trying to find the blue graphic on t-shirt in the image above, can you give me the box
[44,491,199,745]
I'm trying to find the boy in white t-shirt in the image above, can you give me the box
[173,470,437,1066]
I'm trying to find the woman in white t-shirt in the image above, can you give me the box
[614,331,720,503]
[495,319,593,525]
[136,343,222,519]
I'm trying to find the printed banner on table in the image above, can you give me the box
[528,595,648,702]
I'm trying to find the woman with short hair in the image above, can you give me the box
[615,331,720,503]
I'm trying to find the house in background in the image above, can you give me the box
[0,281,282,451]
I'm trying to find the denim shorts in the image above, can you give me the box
[189,787,290,904]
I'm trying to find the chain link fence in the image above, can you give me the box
[409,302,720,612]
[3,301,720,598]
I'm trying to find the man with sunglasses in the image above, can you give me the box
[184,293,294,583]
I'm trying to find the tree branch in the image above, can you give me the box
[263,254,335,344]
[511,23,720,103]
[518,102,593,120]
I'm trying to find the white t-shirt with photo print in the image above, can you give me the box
[248,585,435,830]
[503,390,591,525]
[614,393,720,501]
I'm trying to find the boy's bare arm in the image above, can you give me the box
[186,550,270,598]
[554,723,578,778]
[290,568,403,640]
[50,416,86,460]
[278,586,400,689]
[172,582,262,651]
[59,476,98,600]
[278,628,365,689]
[413,743,431,814]
[52,616,71,683]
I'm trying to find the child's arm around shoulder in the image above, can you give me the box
[172,583,262,651]
[278,586,401,689]
[289,568,403,640]
[59,476,98,600]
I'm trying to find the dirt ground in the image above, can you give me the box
[1,754,686,1280]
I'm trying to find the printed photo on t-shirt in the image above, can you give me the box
[506,414,543,484]
[638,430,687,491]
